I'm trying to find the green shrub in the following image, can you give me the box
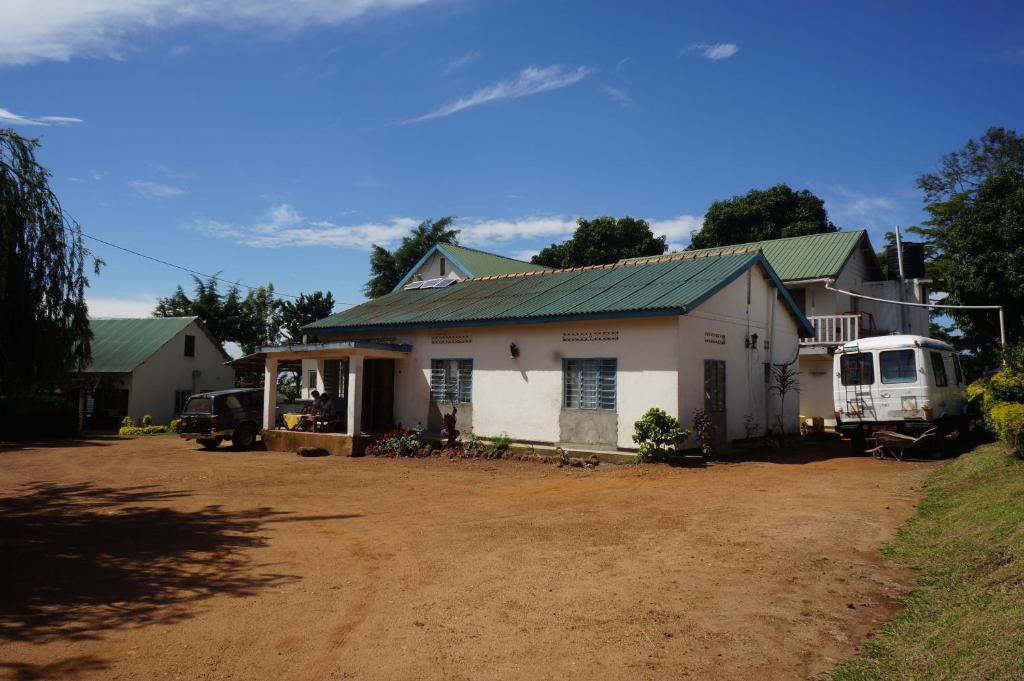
[170,418,181,432]
[633,407,689,463]
[141,414,153,427]
[0,396,79,441]
[988,369,1024,403]
[990,403,1024,455]
[485,433,511,456]
[965,378,993,435]
[118,423,175,436]
[121,415,135,428]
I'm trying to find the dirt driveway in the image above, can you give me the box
[0,436,935,680]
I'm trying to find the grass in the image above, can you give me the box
[824,443,1024,681]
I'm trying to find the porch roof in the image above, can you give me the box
[229,340,413,370]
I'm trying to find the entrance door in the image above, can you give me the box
[361,359,395,434]
[704,359,727,446]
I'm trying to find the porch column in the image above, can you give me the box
[262,355,278,431]
[346,355,364,436]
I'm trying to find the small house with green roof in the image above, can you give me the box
[247,247,814,454]
[70,317,234,429]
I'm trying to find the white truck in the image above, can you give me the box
[833,335,967,454]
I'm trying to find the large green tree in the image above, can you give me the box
[689,184,837,250]
[364,217,459,298]
[1,130,100,395]
[531,216,667,268]
[910,128,1024,362]
[279,291,335,343]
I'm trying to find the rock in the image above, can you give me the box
[297,446,330,457]
[569,457,584,468]
[587,455,600,466]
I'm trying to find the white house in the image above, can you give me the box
[251,247,812,454]
[70,317,235,428]
[631,231,930,428]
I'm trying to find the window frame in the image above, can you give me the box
[840,352,875,387]
[430,358,473,404]
[562,358,617,411]
[953,354,964,385]
[930,351,949,387]
[184,334,196,357]
[880,349,919,385]
[704,359,726,413]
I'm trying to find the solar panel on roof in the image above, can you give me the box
[434,278,457,287]
[403,281,424,290]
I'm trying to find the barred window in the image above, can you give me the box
[563,358,616,410]
[430,359,473,404]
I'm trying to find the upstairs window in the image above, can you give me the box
[563,358,617,411]
[431,359,472,404]
[184,334,196,357]
[439,257,446,277]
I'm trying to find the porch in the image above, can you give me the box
[235,340,413,449]
[800,313,889,347]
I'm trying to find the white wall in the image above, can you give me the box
[322,262,804,448]
[127,321,235,424]
[409,251,467,284]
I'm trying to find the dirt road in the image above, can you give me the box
[0,436,934,680]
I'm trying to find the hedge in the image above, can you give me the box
[990,402,1024,455]
[0,396,79,441]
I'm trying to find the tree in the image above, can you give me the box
[237,284,281,355]
[909,128,1024,364]
[364,217,459,298]
[155,276,242,348]
[689,184,837,250]
[279,291,335,343]
[531,216,667,268]
[1,129,101,395]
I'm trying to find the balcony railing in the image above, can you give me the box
[801,314,862,346]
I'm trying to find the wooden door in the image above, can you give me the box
[704,359,727,446]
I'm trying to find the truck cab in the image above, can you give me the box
[833,335,967,452]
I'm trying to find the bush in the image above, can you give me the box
[485,433,511,456]
[990,403,1024,455]
[170,418,182,432]
[121,415,135,428]
[0,396,79,441]
[965,378,994,435]
[988,369,1024,403]
[633,408,689,463]
[692,410,716,458]
[141,414,153,426]
[365,427,422,457]
[118,424,174,436]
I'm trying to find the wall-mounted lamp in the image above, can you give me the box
[745,333,759,350]
[509,342,520,359]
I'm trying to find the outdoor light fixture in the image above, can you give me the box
[750,333,758,350]
[510,342,520,359]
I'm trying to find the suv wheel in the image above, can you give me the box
[198,437,222,450]
[233,423,257,450]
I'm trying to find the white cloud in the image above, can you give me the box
[459,216,578,246]
[129,180,186,198]
[684,42,739,60]
[0,0,435,66]
[508,249,540,262]
[87,294,158,318]
[0,106,82,126]
[649,214,703,243]
[611,57,629,74]
[823,186,905,232]
[444,50,480,74]
[601,85,631,107]
[409,65,593,123]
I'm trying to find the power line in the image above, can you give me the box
[80,230,361,308]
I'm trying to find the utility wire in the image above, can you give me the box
[80,230,361,307]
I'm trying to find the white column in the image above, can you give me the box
[263,355,278,431]
[346,355,364,436]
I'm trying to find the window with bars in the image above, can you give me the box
[563,358,617,411]
[430,359,473,403]
[704,359,726,413]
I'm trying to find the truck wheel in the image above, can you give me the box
[233,423,257,450]
[850,430,868,456]
[198,437,222,450]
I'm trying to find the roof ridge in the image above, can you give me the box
[468,247,762,282]
[441,242,548,267]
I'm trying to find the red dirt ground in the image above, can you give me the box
[0,436,936,680]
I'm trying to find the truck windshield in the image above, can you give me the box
[880,349,917,384]
[840,352,874,386]
[183,396,211,413]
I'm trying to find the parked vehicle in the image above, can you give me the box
[833,335,967,454]
[178,388,281,450]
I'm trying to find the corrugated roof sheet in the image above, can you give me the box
[84,317,196,373]
[623,230,872,281]
[307,250,813,335]
[440,243,550,277]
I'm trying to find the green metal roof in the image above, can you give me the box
[308,250,814,336]
[623,230,876,281]
[392,243,549,292]
[84,317,197,373]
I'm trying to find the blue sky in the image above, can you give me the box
[2,0,1022,325]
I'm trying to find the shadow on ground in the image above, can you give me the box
[0,655,110,681]
[0,482,324,643]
